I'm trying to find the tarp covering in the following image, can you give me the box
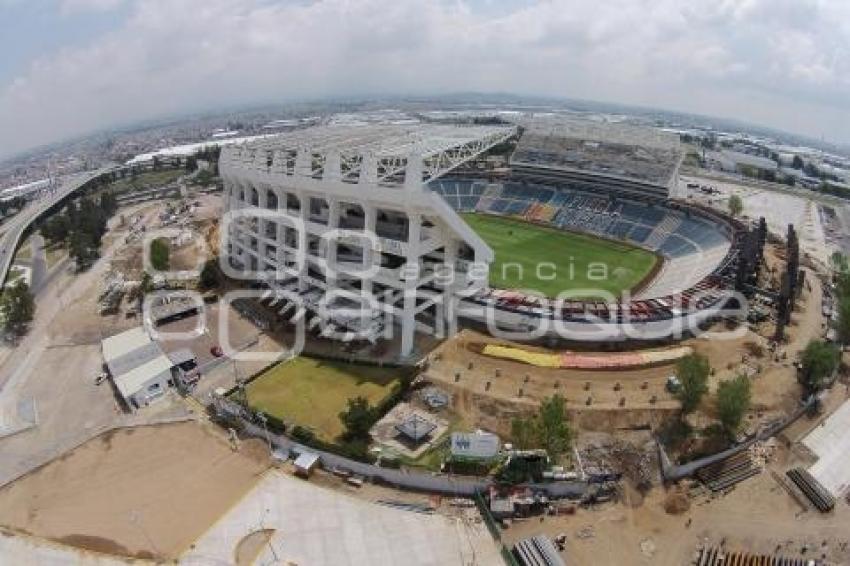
[481,344,692,369]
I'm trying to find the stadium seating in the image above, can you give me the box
[430,178,735,303]
[428,179,486,212]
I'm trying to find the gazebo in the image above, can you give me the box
[394,413,437,444]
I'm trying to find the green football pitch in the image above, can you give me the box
[461,213,659,299]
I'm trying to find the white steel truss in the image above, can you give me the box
[221,123,516,358]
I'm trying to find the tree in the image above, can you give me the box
[339,396,376,440]
[510,417,537,449]
[728,194,743,217]
[536,394,572,459]
[69,231,98,268]
[193,169,215,186]
[716,375,751,436]
[100,192,118,217]
[199,258,221,290]
[0,280,35,336]
[139,272,154,298]
[831,252,848,275]
[42,214,70,243]
[675,353,711,414]
[803,162,820,179]
[509,394,572,459]
[150,238,170,271]
[792,155,804,169]
[837,296,850,345]
[799,340,840,394]
[800,340,840,392]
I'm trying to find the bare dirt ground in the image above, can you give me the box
[679,173,830,267]
[0,421,269,560]
[503,468,850,566]
[424,254,824,441]
[0,201,195,488]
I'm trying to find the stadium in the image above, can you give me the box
[220,117,744,357]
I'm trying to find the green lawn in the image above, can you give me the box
[106,169,185,195]
[244,357,402,441]
[462,213,658,299]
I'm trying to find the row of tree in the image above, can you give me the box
[674,353,752,438]
[510,394,572,460]
[0,196,26,217]
[40,192,118,269]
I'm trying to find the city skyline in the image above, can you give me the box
[1,0,849,160]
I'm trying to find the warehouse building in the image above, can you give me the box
[101,327,175,410]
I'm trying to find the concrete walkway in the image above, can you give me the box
[184,470,501,566]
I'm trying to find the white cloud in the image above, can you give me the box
[1,0,849,158]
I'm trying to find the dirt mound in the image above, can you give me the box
[662,489,691,515]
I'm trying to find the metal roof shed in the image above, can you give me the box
[102,326,151,362]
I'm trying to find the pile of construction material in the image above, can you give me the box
[749,438,777,468]
[420,387,449,410]
[99,272,127,315]
[513,535,565,566]
[696,451,761,492]
[695,546,820,565]
[578,439,657,488]
[786,467,835,513]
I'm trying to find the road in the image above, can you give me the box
[0,169,108,287]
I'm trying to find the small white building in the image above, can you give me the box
[101,326,175,410]
[450,431,500,460]
[294,451,320,478]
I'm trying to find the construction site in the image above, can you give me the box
[0,120,848,566]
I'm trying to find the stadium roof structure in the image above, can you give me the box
[511,115,683,188]
[224,123,517,186]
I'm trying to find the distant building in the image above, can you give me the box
[709,150,778,175]
[0,179,50,202]
[450,431,500,460]
[779,167,821,189]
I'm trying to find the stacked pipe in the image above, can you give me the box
[695,452,760,492]
[696,546,818,565]
[786,467,834,513]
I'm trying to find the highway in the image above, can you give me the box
[0,169,109,287]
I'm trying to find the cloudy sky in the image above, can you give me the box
[1,0,849,159]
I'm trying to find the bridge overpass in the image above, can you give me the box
[0,168,112,287]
